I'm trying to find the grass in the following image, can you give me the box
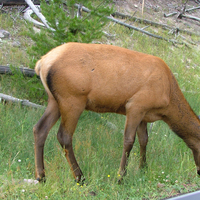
[1,104,200,199]
[0,12,31,67]
[1,5,200,200]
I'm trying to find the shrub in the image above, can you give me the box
[27,0,113,68]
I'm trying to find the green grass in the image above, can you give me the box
[0,74,47,104]
[1,104,200,199]
[1,7,200,200]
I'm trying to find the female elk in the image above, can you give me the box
[33,42,200,183]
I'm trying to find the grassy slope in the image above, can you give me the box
[1,7,200,200]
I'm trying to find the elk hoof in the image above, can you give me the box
[75,176,85,185]
[139,163,148,170]
[117,178,124,185]
[36,176,46,183]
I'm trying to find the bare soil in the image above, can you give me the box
[114,0,200,34]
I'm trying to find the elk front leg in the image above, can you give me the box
[33,98,60,181]
[185,137,200,176]
[192,149,200,175]
[137,121,148,169]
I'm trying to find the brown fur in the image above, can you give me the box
[33,42,200,183]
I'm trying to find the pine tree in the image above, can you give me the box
[28,0,113,68]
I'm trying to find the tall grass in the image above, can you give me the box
[1,9,200,200]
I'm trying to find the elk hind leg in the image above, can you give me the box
[57,99,86,183]
[33,97,60,181]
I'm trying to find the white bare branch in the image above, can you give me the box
[24,0,55,31]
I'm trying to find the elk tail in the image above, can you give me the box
[35,60,42,76]
[34,59,54,98]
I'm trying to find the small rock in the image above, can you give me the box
[24,179,39,185]
[157,182,165,188]
[154,6,160,12]
[33,27,41,34]
[12,41,21,47]
[0,29,10,38]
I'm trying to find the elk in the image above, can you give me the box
[33,42,200,183]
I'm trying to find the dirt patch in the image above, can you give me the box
[114,0,200,34]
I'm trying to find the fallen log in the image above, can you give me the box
[74,5,183,44]
[0,93,44,109]
[0,65,38,77]
[178,14,200,22]
[107,16,183,45]
[186,6,200,12]
[113,11,174,29]
[113,11,200,36]
[164,12,178,18]
[0,0,40,5]
[164,6,200,18]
